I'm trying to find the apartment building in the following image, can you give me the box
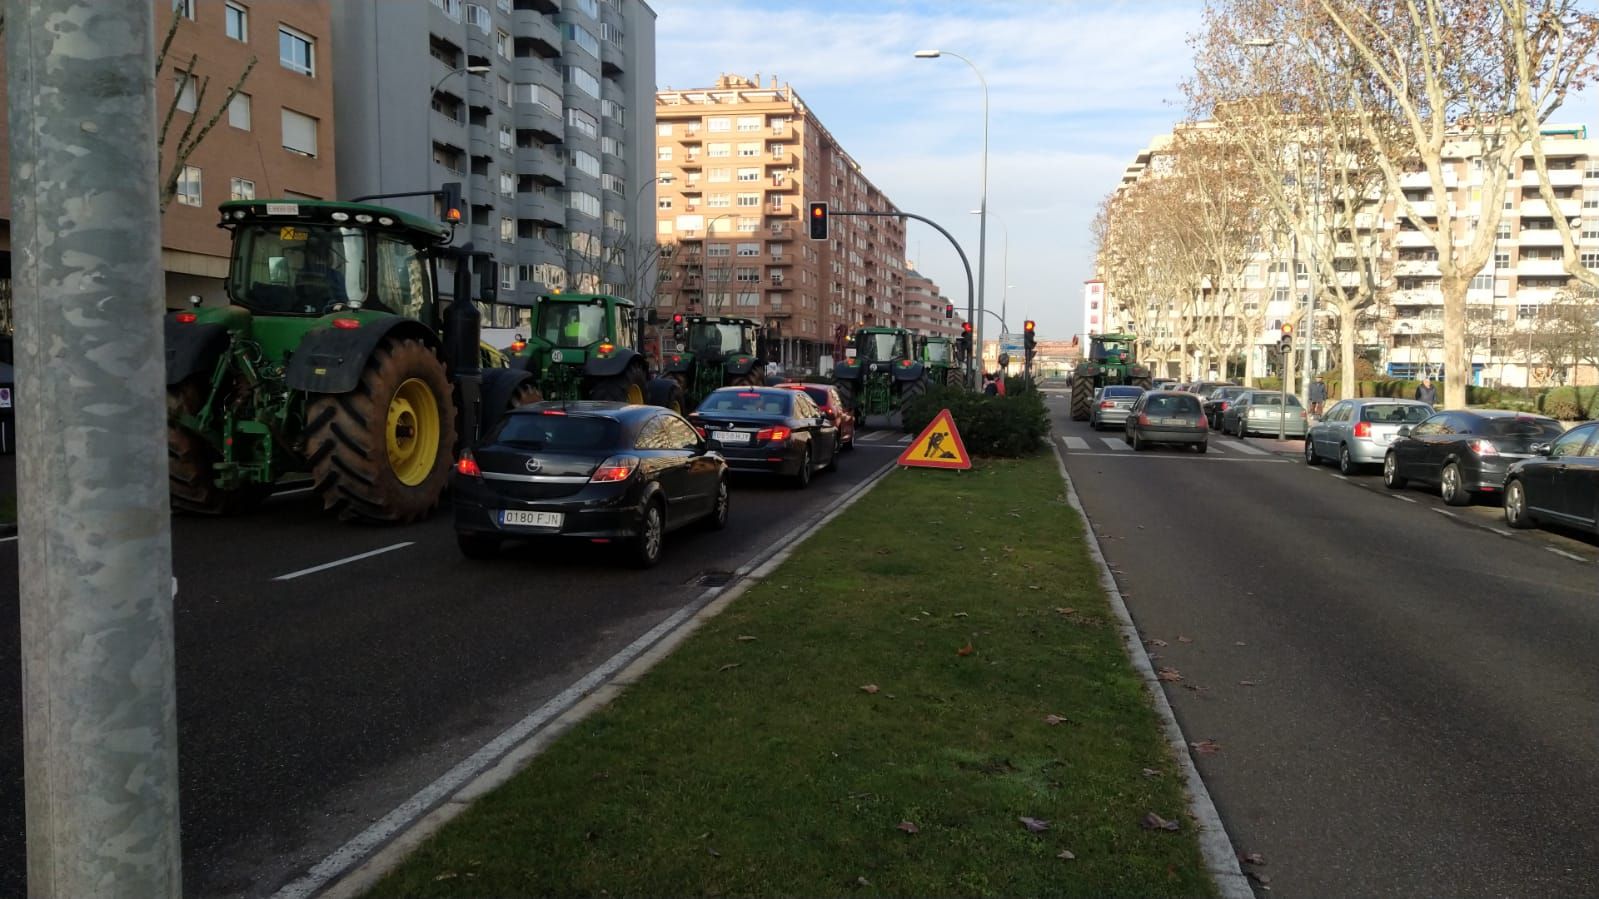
[902,266,962,339]
[654,74,909,372]
[0,0,336,316]
[1108,124,1599,387]
[332,0,657,328]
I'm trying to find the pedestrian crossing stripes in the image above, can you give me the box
[1058,435,1274,456]
[856,430,913,444]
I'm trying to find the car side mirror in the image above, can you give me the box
[1533,443,1551,456]
[1396,425,1412,437]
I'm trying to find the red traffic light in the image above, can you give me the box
[1024,319,1035,332]
[672,313,683,324]
[962,322,973,334]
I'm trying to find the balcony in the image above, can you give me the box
[1522,167,1582,187]
[514,14,561,57]
[1518,228,1564,247]
[516,105,563,143]
[765,203,793,216]
[1515,257,1568,277]
[1399,169,1455,189]
[1392,259,1440,277]
[1395,230,1435,248]
[521,150,564,186]
[1397,200,1436,219]
[1519,197,1581,218]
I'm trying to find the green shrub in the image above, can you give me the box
[1536,386,1599,420]
[901,385,1050,458]
[1255,376,1282,391]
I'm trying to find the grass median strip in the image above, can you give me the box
[367,453,1213,897]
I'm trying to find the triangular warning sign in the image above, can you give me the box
[897,408,971,470]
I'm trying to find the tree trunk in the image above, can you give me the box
[1440,275,1469,409]
[1244,336,1259,386]
[1339,310,1356,402]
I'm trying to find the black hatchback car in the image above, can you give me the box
[1504,421,1599,536]
[687,387,839,487]
[1383,409,1566,506]
[1124,390,1209,452]
[453,402,729,567]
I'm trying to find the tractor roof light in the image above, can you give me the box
[331,212,350,222]
[354,214,374,224]
[332,318,361,330]
[597,342,615,355]
[175,312,198,324]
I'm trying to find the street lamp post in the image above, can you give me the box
[701,212,734,311]
[427,64,492,197]
[972,209,1009,336]
[917,49,988,384]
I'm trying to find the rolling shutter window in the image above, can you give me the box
[281,108,317,157]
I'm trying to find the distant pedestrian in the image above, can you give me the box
[1415,377,1437,406]
[764,359,781,383]
[1309,378,1327,416]
[983,373,999,396]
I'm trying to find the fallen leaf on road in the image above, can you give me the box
[1239,851,1266,866]
[1141,812,1181,832]
[434,872,458,881]
[736,635,757,642]
[1238,680,1257,687]
[1249,871,1272,888]
[1141,768,1162,778]
[1056,607,1077,615]
[856,876,872,887]
[896,821,919,834]
[1145,638,1169,648]
[1156,667,1183,682]
[953,611,968,617]
[860,684,879,694]
[1180,683,1208,693]
[707,847,721,858]
[1018,816,1050,833]
[1028,584,1041,590]
[1043,714,1069,726]
[1190,739,1222,755]
[1056,849,1076,860]
[1007,511,1022,518]
[957,642,976,657]
[718,663,740,672]
[1177,636,1193,643]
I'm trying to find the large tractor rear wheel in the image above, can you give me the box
[1131,375,1153,391]
[305,336,456,523]
[647,376,687,413]
[167,378,269,515]
[1070,378,1094,421]
[590,364,647,404]
[835,380,858,419]
[899,374,928,410]
[945,367,970,389]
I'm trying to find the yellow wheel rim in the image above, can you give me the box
[387,377,441,487]
[626,383,644,404]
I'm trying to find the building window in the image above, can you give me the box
[1470,272,1493,290]
[1518,304,1538,319]
[173,0,195,19]
[564,65,600,99]
[737,142,759,157]
[737,216,758,232]
[658,146,672,160]
[1496,223,1512,240]
[708,116,730,132]
[279,26,315,76]
[225,2,248,41]
[501,217,515,243]
[499,124,513,150]
[708,143,730,158]
[228,92,251,130]
[707,194,730,208]
[175,71,197,113]
[1494,252,1509,267]
[658,198,672,209]
[567,107,598,138]
[500,172,515,197]
[736,242,759,256]
[737,168,759,182]
[176,165,202,206]
[736,116,761,132]
[230,177,255,200]
[1583,252,1599,269]
[281,108,318,156]
[736,193,759,207]
[496,28,511,58]
[562,23,600,57]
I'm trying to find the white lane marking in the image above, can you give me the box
[1332,474,1349,481]
[1433,508,1458,519]
[1060,436,1090,450]
[0,535,16,544]
[1487,527,1515,537]
[272,542,414,582]
[1101,437,1132,451]
[862,431,894,442]
[1390,494,1418,503]
[897,434,912,444]
[1216,439,1267,456]
[1065,452,1290,463]
[1547,547,1590,563]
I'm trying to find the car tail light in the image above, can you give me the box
[590,454,640,483]
[1137,413,1151,425]
[1469,439,1499,456]
[455,453,482,478]
[1353,421,1371,438]
[1099,400,1114,409]
[756,426,792,443]
[175,311,199,324]
[332,318,361,330]
[540,409,567,416]
[1219,401,1229,410]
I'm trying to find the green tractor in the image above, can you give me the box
[660,313,766,409]
[832,326,929,419]
[1069,333,1152,420]
[918,334,969,388]
[163,192,527,523]
[499,291,672,408]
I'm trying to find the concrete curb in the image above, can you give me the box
[304,456,903,899]
[1050,438,1253,899]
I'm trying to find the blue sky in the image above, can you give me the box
[653,0,1207,340]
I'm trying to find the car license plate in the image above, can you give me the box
[500,510,563,529]
[713,430,751,444]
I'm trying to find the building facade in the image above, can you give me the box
[0,0,337,319]
[331,0,657,331]
[902,266,962,340]
[653,74,910,373]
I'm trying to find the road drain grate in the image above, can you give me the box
[690,570,734,588]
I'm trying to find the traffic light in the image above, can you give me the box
[1278,322,1294,356]
[1023,319,1037,361]
[438,182,464,224]
[672,312,685,340]
[808,201,829,240]
[958,321,973,356]
[944,303,954,320]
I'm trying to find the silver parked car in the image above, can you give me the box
[1306,398,1434,474]
[1090,385,1145,431]
[1219,390,1308,438]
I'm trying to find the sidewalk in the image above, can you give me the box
[350,453,1222,898]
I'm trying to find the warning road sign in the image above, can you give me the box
[897,408,971,470]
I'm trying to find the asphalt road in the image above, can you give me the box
[0,428,912,898]
[1046,390,1599,896]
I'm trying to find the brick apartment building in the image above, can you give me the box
[0,0,336,324]
[653,74,917,372]
[902,266,964,340]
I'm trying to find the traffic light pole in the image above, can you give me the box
[827,210,977,385]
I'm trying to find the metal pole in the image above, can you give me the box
[920,51,987,384]
[1300,178,1319,419]
[1282,232,1294,439]
[701,213,732,311]
[8,1,181,895]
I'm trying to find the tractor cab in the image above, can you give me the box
[854,327,911,367]
[682,317,759,359]
[1089,334,1135,365]
[921,337,953,365]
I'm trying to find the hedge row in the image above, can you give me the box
[900,384,1050,458]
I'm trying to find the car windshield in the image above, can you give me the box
[535,301,608,348]
[923,341,951,363]
[1483,417,1565,440]
[1361,404,1431,424]
[1104,387,1143,397]
[700,391,790,415]
[229,223,368,314]
[494,413,618,450]
[861,332,905,362]
[1146,395,1201,414]
[800,387,831,406]
[687,321,749,354]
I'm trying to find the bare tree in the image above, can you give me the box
[155,9,256,211]
[1528,289,1599,384]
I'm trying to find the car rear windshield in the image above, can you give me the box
[1249,394,1301,407]
[1483,417,1565,440]
[1361,404,1430,424]
[1104,387,1143,397]
[801,387,831,406]
[700,391,792,415]
[1146,395,1201,415]
[494,414,618,450]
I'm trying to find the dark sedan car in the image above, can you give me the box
[1202,385,1252,429]
[453,402,728,567]
[1504,421,1599,535]
[773,381,855,449]
[1124,390,1209,452]
[1383,409,1567,506]
[688,386,839,487]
